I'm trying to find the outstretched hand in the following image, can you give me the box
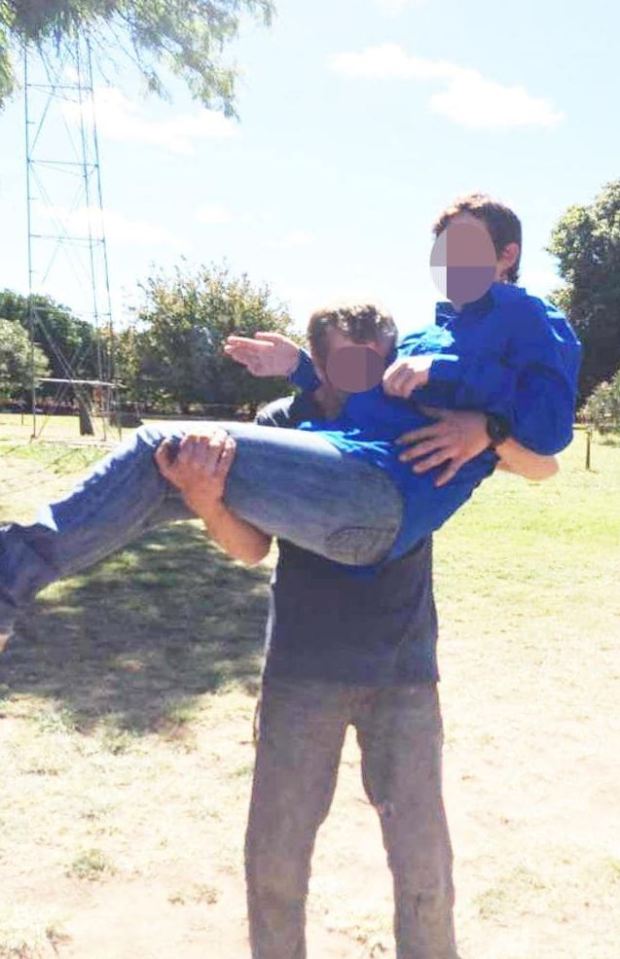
[224,332,300,378]
[395,407,490,487]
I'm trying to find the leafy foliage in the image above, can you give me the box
[547,180,620,400]
[119,262,299,414]
[0,316,49,399]
[0,290,100,382]
[580,370,620,434]
[0,0,273,114]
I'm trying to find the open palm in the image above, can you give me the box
[224,332,300,378]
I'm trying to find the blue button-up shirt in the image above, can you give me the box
[289,282,582,571]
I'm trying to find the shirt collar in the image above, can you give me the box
[435,282,504,327]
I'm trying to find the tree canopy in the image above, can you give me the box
[580,370,620,434]
[547,180,620,400]
[0,316,48,400]
[0,289,100,382]
[0,0,273,114]
[117,262,300,414]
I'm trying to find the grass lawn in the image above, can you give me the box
[0,412,619,958]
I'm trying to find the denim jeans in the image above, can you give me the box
[0,422,404,616]
[245,678,459,959]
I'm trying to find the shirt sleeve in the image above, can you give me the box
[287,348,322,393]
[423,352,519,411]
[398,331,519,410]
[417,302,582,455]
[506,304,582,454]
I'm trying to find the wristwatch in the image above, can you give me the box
[485,413,511,449]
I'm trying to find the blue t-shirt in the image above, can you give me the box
[256,393,439,686]
[289,282,582,570]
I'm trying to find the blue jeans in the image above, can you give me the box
[0,422,404,614]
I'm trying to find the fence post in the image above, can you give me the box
[586,428,592,471]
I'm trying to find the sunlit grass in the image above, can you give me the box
[0,420,618,958]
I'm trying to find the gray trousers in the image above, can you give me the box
[245,678,459,959]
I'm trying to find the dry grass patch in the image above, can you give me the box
[0,418,618,957]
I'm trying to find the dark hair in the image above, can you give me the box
[307,302,397,364]
[432,192,522,283]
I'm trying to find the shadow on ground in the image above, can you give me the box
[0,523,270,734]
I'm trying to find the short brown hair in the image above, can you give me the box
[307,302,397,364]
[432,193,522,283]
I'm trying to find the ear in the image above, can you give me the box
[499,242,520,274]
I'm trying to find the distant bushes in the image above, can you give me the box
[580,370,620,433]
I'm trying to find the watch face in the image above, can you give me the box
[487,415,510,445]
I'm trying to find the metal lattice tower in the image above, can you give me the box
[24,38,117,440]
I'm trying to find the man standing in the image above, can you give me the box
[166,334,556,959]
[161,194,565,958]
[169,312,462,957]
[245,326,458,959]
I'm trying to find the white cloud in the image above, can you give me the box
[64,87,238,155]
[330,43,564,129]
[35,203,179,246]
[428,71,563,129]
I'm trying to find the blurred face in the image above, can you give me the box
[430,212,499,309]
[313,327,392,394]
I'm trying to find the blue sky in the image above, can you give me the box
[0,0,618,336]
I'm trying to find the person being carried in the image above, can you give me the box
[0,194,581,648]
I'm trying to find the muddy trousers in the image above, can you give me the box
[245,678,459,959]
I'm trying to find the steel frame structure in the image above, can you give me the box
[24,38,118,440]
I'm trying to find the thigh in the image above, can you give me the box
[355,687,457,957]
[217,421,404,565]
[126,420,402,565]
[356,684,446,823]
[246,678,351,852]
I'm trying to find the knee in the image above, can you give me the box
[135,424,165,449]
[324,524,397,565]
[245,828,311,900]
[135,424,183,455]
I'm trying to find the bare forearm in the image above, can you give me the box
[496,438,559,480]
[197,501,271,565]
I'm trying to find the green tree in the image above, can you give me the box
[0,0,273,115]
[0,290,100,382]
[547,180,620,399]
[134,263,299,415]
[0,316,49,400]
[580,370,620,434]
[114,322,165,411]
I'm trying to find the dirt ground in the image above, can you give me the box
[1,426,619,958]
[2,611,618,959]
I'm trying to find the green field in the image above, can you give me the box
[0,413,618,959]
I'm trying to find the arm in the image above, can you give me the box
[395,407,559,486]
[388,300,582,457]
[224,333,322,393]
[494,437,558,480]
[155,429,272,566]
[200,501,272,566]
[286,348,322,392]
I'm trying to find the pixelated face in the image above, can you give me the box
[320,327,390,393]
[430,213,498,309]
